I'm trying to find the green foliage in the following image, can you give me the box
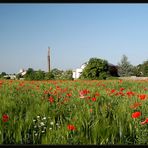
[80,57,109,80]
[137,60,148,77]
[16,73,23,80]
[0,80,148,144]
[24,68,35,80]
[60,70,73,80]
[51,68,64,80]
[117,55,134,77]
[0,72,7,79]
[45,72,54,80]
[108,64,119,77]
[34,70,45,80]
[24,68,45,80]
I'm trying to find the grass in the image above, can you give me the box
[0,79,147,144]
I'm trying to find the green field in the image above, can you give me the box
[0,79,148,144]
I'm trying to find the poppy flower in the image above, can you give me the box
[132,111,141,118]
[67,124,76,131]
[130,102,142,109]
[120,87,125,91]
[66,93,72,97]
[2,114,9,122]
[138,94,147,100]
[95,92,100,97]
[127,91,135,97]
[48,96,54,103]
[111,89,116,93]
[92,97,96,102]
[141,118,148,125]
[119,80,122,83]
[90,109,93,113]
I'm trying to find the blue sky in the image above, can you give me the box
[0,4,148,74]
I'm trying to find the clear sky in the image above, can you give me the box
[0,4,148,74]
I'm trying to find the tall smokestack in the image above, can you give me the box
[48,47,50,72]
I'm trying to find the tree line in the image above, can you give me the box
[0,54,147,80]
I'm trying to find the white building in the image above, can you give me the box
[18,69,27,76]
[72,62,87,79]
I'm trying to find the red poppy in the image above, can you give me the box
[44,90,48,94]
[130,102,142,109]
[120,87,125,91]
[66,93,72,97]
[92,97,96,102]
[2,114,9,122]
[127,91,135,97]
[90,109,93,113]
[67,124,76,131]
[48,96,54,103]
[95,92,100,97]
[111,89,116,93]
[132,111,141,118]
[141,118,148,125]
[138,94,147,100]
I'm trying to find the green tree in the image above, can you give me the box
[24,68,35,80]
[51,68,64,80]
[108,64,119,77]
[137,60,148,76]
[16,73,23,80]
[0,72,7,79]
[34,70,45,80]
[80,57,109,80]
[61,69,73,80]
[45,72,55,80]
[117,55,134,77]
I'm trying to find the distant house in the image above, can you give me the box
[72,62,88,79]
[3,74,16,80]
[72,62,118,79]
[18,69,27,76]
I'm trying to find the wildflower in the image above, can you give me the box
[127,91,135,97]
[37,116,40,119]
[132,111,141,118]
[2,114,9,122]
[42,117,47,120]
[141,118,148,125]
[120,87,125,91]
[48,96,54,103]
[49,127,52,130]
[92,97,96,102]
[95,92,100,97]
[67,93,72,97]
[119,79,123,83]
[44,90,48,94]
[56,123,59,126]
[90,108,93,113]
[67,124,76,131]
[111,89,116,93]
[130,102,142,109]
[34,133,38,136]
[50,121,54,125]
[79,89,90,98]
[138,94,147,100]
[40,122,45,126]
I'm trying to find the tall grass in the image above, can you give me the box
[0,79,147,144]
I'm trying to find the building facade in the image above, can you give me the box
[72,63,87,79]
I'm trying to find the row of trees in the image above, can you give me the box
[19,68,73,80]
[117,55,148,77]
[0,54,147,80]
[80,55,148,80]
